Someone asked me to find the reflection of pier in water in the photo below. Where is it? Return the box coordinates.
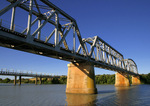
[66,93,97,105]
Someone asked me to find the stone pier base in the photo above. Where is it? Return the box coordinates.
[66,62,97,94]
[115,72,130,87]
[132,76,140,85]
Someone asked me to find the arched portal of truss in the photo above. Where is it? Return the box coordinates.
[124,59,138,74]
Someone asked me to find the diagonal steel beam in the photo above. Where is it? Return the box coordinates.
[33,0,41,14]
[32,12,55,37]
[45,29,55,43]
[75,25,87,56]
[0,0,23,16]
[59,28,69,50]
[15,3,56,25]
[77,44,81,53]
[40,0,75,22]
[89,36,98,57]
[22,17,40,34]
[57,24,72,49]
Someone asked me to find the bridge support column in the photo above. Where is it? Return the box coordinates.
[19,76,21,85]
[35,77,37,85]
[14,76,17,86]
[39,77,42,85]
[66,62,97,94]
[132,76,140,85]
[115,72,130,87]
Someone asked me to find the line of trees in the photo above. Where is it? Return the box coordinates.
[140,73,150,84]
[0,73,150,84]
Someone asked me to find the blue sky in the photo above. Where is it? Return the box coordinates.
[0,0,150,77]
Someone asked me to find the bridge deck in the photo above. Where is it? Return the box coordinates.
[0,70,60,78]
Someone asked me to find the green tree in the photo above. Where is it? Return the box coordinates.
[0,78,2,83]
[24,79,29,83]
[146,73,150,84]
[51,78,60,84]
[3,78,11,83]
[59,76,67,84]
[140,74,147,84]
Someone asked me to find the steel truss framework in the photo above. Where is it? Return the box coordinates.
[0,0,138,76]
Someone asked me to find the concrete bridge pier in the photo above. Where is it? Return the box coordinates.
[19,76,21,85]
[66,62,97,94]
[132,76,140,85]
[115,72,130,87]
[39,77,42,85]
[35,77,37,85]
[14,76,17,86]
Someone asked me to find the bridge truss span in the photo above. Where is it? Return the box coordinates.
[0,0,139,76]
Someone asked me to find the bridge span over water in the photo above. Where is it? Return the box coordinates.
[0,0,140,94]
[0,68,60,85]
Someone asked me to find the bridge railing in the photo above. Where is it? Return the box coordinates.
[0,19,24,32]
[0,68,58,77]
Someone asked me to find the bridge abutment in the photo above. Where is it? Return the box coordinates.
[115,72,130,87]
[66,62,97,94]
[132,76,140,85]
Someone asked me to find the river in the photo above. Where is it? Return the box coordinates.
[0,84,150,106]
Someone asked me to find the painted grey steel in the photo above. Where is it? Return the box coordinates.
[0,0,139,76]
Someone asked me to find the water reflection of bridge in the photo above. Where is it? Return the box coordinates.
[0,69,60,85]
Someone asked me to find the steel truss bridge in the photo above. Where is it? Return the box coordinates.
[0,0,139,76]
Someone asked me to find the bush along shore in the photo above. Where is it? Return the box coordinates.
[0,73,150,84]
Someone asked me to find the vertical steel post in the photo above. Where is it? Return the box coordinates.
[10,7,16,31]
[116,59,119,67]
[0,19,2,26]
[55,12,59,46]
[113,57,116,66]
[73,26,76,53]
[106,47,109,64]
[122,61,126,69]
[102,43,105,62]
[111,57,114,66]
[119,60,121,68]
[37,19,41,39]
[97,47,99,61]
[27,0,33,39]
[99,48,103,61]
[108,47,112,64]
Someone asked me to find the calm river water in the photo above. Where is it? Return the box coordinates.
[0,84,150,106]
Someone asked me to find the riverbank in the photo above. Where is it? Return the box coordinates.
[0,73,150,84]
